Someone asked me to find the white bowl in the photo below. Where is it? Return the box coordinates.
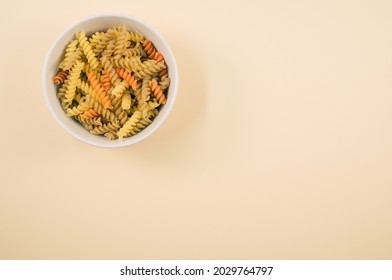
[42,13,178,148]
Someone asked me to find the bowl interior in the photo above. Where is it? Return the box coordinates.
[43,14,178,147]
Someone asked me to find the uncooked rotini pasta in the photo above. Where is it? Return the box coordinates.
[149,79,167,105]
[142,39,157,59]
[117,110,142,140]
[76,31,99,70]
[121,91,132,110]
[53,25,170,140]
[111,80,129,98]
[52,70,69,85]
[116,67,138,91]
[87,71,113,109]
[81,108,99,121]
[64,60,85,105]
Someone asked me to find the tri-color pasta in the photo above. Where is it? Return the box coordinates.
[53,25,170,140]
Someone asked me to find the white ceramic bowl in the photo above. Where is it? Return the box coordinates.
[42,13,178,147]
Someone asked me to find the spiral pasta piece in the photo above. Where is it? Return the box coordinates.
[129,32,144,42]
[121,92,132,110]
[81,116,102,126]
[83,63,102,79]
[135,60,166,79]
[90,122,121,135]
[93,28,118,54]
[102,39,116,58]
[87,71,113,109]
[76,31,100,70]
[129,117,153,135]
[123,46,145,57]
[52,70,69,85]
[85,95,118,123]
[61,46,83,71]
[111,80,129,97]
[58,40,78,70]
[142,39,157,59]
[147,99,160,110]
[111,95,128,126]
[113,26,129,59]
[153,52,164,62]
[115,67,139,91]
[74,115,101,127]
[102,71,111,91]
[64,60,85,104]
[76,118,93,131]
[137,77,152,117]
[77,79,95,96]
[149,79,167,105]
[110,57,141,73]
[159,68,168,78]
[117,110,142,140]
[101,56,122,86]
[104,131,117,140]
[89,32,105,49]
[159,75,170,91]
[66,97,91,116]
[80,108,99,121]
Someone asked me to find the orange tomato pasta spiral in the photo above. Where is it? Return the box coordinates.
[102,71,111,91]
[142,39,157,59]
[116,67,139,91]
[52,70,69,85]
[149,79,167,105]
[80,108,99,121]
[153,52,164,63]
[87,72,113,109]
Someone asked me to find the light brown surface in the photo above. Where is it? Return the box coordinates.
[1,0,392,259]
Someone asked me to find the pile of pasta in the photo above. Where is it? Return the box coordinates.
[52,25,170,140]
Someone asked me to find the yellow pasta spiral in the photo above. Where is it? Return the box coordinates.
[117,110,142,140]
[123,47,144,57]
[111,95,129,126]
[77,79,95,95]
[81,116,102,126]
[111,80,129,97]
[77,31,99,70]
[159,76,170,91]
[121,92,132,110]
[89,32,105,49]
[64,60,85,104]
[104,131,117,140]
[113,26,129,59]
[135,60,166,79]
[129,32,144,42]
[110,57,141,73]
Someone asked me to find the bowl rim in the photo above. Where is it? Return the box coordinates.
[42,12,178,148]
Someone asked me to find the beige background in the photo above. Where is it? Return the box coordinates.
[1,0,391,259]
